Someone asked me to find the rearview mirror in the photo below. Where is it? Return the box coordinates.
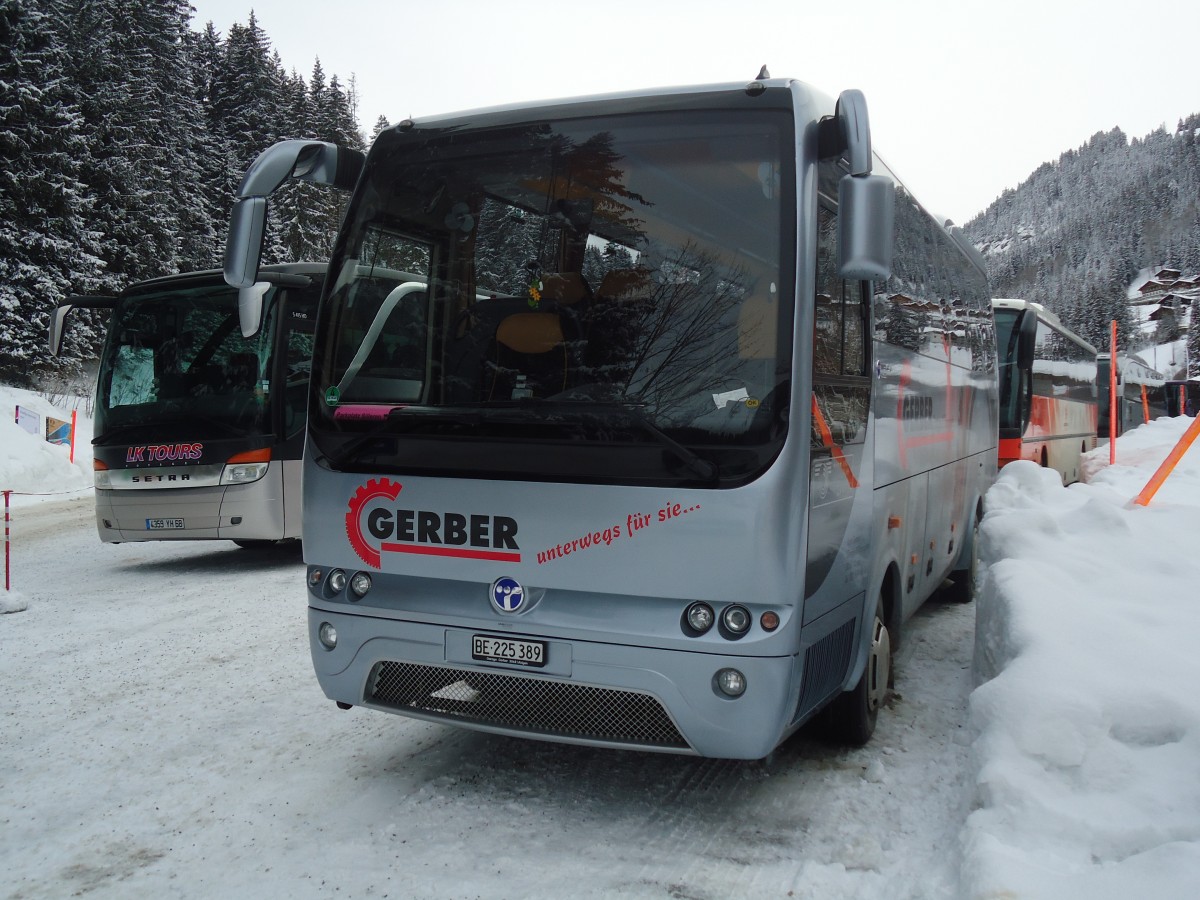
[239,282,271,338]
[224,197,268,290]
[838,174,895,281]
[48,304,73,357]
[1017,309,1038,371]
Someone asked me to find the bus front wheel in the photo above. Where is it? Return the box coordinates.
[825,595,891,745]
[947,515,981,604]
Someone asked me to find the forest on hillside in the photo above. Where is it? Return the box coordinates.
[0,0,374,385]
[4,0,1199,388]
[964,115,1200,374]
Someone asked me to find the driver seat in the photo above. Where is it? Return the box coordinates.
[487,313,569,400]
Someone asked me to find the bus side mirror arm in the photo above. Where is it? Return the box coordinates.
[48,294,116,357]
[224,140,365,336]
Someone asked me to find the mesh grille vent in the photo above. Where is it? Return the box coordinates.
[368,661,689,749]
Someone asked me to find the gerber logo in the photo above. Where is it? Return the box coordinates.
[346,478,521,569]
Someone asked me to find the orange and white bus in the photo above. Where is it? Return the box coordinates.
[993,299,1097,484]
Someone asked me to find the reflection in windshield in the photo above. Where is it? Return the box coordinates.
[314,109,794,486]
[96,284,277,439]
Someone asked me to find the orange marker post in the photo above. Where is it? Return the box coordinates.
[1109,320,1118,465]
[1141,385,1150,424]
[1132,414,1200,506]
[3,490,10,592]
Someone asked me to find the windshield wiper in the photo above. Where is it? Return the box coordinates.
[92,423,156,445]
[320,405,486,468]
[472,399,719,483]
[321,400,719,484]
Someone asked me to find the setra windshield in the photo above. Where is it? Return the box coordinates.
[95,281,279,443]
[312,107,796,487]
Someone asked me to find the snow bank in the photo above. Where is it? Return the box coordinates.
[0,384,94,506]
[964,417,1200,899]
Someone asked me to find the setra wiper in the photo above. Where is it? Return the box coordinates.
[92,423,156,445]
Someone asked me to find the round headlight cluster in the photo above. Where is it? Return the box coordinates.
[313,568,372,601]
[721,605,751,636]
[684,602,715,634]
[682,602,777,639]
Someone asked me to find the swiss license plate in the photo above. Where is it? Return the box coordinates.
[146,518,185,530]
[471,634,546,667]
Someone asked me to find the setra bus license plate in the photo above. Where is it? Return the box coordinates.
[471,634,546,667]
[146,518,185,530]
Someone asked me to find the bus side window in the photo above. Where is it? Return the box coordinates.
[284,302,316,437]
[814,201,869,378]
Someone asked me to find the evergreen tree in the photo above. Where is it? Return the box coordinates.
[55,0,191,286]
[0,0,104,383]
[370,115,391,144]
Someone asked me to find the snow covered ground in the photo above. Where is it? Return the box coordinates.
[2,383,1199,898]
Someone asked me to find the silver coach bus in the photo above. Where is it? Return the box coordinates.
[223,75,996,757]
[50,265,324,546]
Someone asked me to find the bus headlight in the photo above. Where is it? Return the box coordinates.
[93,459,111,489]
[716,668,746,697]
[349,572,372,598]
[220,448,271,485]
[721,604,751,636]
[318,622,338,649]
[327,569,347,593]
[220,461,269,485]
[684,601,715,634]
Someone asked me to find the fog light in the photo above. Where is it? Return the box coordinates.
[318,622,338,649]
[328,569,347,593]
[350,572,372,598]
[716,668,746,697]
[761,610,780,632]
[685,601,715,634]
[721,604,751,635]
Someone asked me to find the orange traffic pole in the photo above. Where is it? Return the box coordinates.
[3,490,10,591]
[69,409,77,464]
[1109,320,1118,465]
[1141,385,1150,424]
[1132,414,1200,506]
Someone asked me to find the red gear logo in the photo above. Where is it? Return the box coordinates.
[346,477,403,568]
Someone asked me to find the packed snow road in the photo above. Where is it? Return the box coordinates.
[1,496,975,899]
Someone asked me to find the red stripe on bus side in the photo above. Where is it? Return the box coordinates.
[381,542,521,563]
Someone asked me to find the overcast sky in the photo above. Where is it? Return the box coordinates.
[189,0,1198,226]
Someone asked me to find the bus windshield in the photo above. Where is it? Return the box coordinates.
[312,108,795,487]
[96,281,280,442]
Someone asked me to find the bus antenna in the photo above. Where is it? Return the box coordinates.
[756,65,770,80]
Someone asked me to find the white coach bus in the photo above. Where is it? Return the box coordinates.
[222,74,996,757]
[50,265,324,546]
